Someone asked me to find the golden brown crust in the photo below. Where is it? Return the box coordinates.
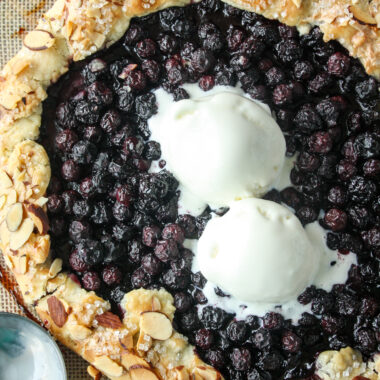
[0,0,379,379]
[36,283,223,380]
[315,347,380,380]
[223,0,380,78]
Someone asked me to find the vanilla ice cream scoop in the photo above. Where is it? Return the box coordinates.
[149,90,286,211]
[197,198,320,304]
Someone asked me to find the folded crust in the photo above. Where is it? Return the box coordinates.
[0,0,379,379]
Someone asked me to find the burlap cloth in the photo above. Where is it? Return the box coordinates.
[0,1,91,378]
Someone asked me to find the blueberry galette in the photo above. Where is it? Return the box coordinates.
[0,0,379,379]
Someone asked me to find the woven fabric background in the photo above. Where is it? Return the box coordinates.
[0,1,91,378]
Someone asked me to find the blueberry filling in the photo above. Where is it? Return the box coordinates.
[40,1,379,379]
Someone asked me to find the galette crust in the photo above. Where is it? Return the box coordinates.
[0,0,378,380]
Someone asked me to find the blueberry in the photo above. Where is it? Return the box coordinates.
[201,306,232,330]
[230,348,252,371]
[55,129,78,152]
[227,320,247,343]
[69,220,92,243]
[100,110,121,133]
[82,271,101,290]
[135,93,157,119]
[81,240,104,266]
[327,52,350,77]
[154,239,179,262]
[102,265,122,286]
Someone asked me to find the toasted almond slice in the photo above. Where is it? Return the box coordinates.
[349,5,377,25]
[11,58,30,76]
[95,311,123,329]
[193,367,221,380]
[151,296,161,311]
[0,222,10,245]
[6,203,23,232]
[120,334,133,350]
[130,367,159,380]
[0,195,6,210]
[23,29,56,51]
[93,356,123,377]
[46,274,66,293]
[173,366,190,380]
[140,311,172,341]
[17,184,26,203]
[87,365,101,380]
[0,170,12,189]
[9,218,34,250]
[33,197,48,207]
[6,189,17,206]
[68,324,92,340]
[121,352,150,370]
[25,188,33,200]
[47,296,68,328]
[118,63,138,79]
[15,255,27,274]
[48,258,63,278]
[25,204,49,234]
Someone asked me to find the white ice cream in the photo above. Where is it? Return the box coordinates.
[197,198,320,304]
[149,87,286,212]
[149,83,356,322]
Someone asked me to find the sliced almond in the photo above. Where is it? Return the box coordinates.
[15,255,27,274]
[0,170,12,189]
[0,195,6,210]
[87,365,101,380]
[120,334,133,350]
[23,29,56,51]
[121,352,150,370]
[9,218,34,250]
[33,197,48,207]
[68,324,92,340]
[6,189,17,206]
[25,188,33,200]
[151,296,161,311]
[140,312,172,341]
[130,367,160,380]
[136,331,152,352]
[46,274,66,293]
[25,204,49,234]
[173,366,190,380]
[93,356,123,377]
[11,58,30,76]
[6,203,23,232]
[349,5,377,25]
[95,311,123,329]
[48,258,63,278]
[17,182,27,203]
[0,221,10,245]
[118,63,138,79]
[193,367,221,380]
[47,296,68,328]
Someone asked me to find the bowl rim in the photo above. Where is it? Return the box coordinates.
[0,311,67,379]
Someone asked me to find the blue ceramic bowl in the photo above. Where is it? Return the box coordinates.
[0,312,67,380]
